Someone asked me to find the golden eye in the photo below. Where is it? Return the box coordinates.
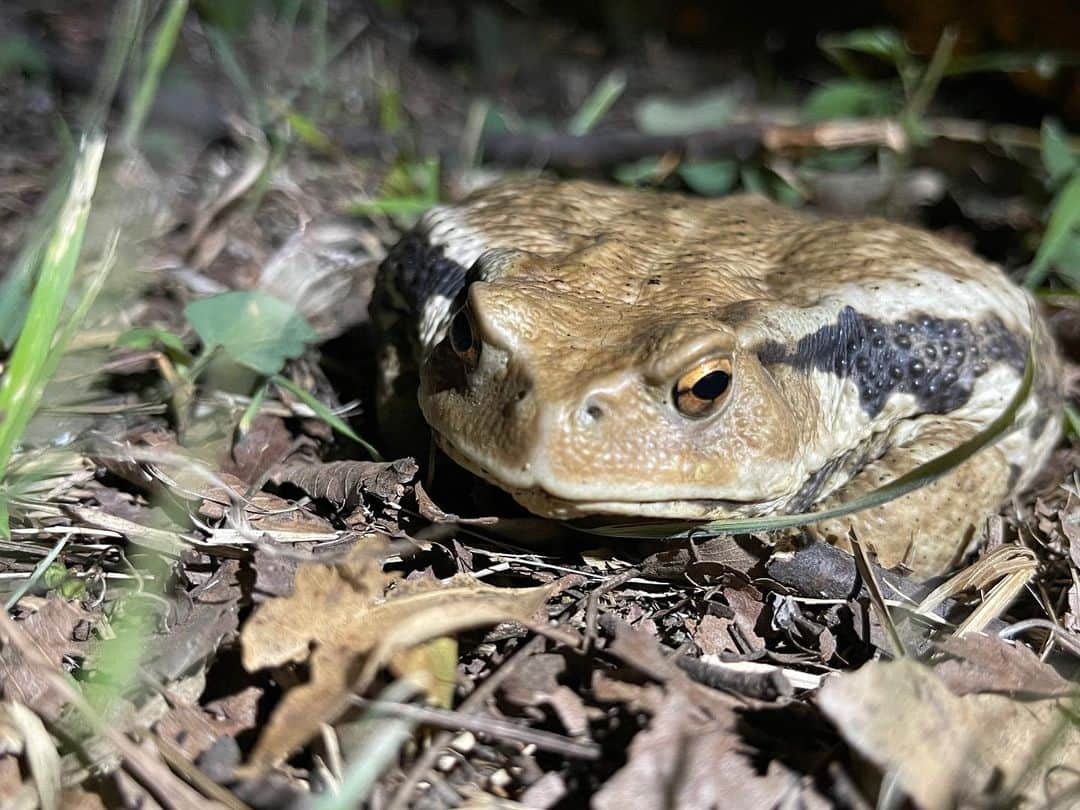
[674,358,733,417]
[449,308,479,368]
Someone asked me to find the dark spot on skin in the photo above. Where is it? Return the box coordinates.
[381,231,469,317]
[757,306,1026,417]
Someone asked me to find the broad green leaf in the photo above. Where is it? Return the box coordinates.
[0,35,48,77]
[678,160,738,196]
[1053,232,1080,289]
[634,90,736,135]
[741,166,805,206]
[613,158,663,186]
[1041,119,1077,187]
[184,290,318,375]
[803,79,899,121]
[1025,173,1080,288]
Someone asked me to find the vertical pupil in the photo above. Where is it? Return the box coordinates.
[691,370,730,400]
[451,311,473,353]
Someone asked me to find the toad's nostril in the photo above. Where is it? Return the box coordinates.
[580,398,605,424]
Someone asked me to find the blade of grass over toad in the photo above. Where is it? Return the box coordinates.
[567,70,627,136]
[581,340,1036,539]
[0,134,107,486]
[272,374,383,460]
[122,0,190,148]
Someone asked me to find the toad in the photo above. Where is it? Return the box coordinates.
[371,180,1062,577]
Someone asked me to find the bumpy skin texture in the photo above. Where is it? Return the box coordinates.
[371,179,1063,577]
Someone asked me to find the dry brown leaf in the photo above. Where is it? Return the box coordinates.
[197,471,333,533]
[0,596,93,722]
[935,633,1076,697]
[269,458,418,512]
[593,690,798,810]
[818,658,1080,809]
[240,542,565,770]
[154,686,262,761]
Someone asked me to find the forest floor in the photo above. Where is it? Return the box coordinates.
[0,2,1078,808]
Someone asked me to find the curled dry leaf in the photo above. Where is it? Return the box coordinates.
[593,690,800,810]
[935,633,1076,697]
[0,596,93,723]
[269,457,418,511]
[239,539,567,770]
[818,658,1080,810]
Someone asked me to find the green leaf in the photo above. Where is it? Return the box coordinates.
[118,325,189,356]
[678,160,738,196]
[0,35,48,78]
[567,70,626,136]
[348,197,438,218]
[184,290,318,375]
[284,108,336,155]
[1065,403,1080,438]
[803,79,900,122]
[1025,173,1080,288]
[820,27,909,67]
[740,166,805,206]
[1041,119,1077,187]
[1053,232,1080,289]
[634,90,735,135]
[350,157,440,222]
[613,158,663,186]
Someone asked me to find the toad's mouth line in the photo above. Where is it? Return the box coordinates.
[431,430,759,519]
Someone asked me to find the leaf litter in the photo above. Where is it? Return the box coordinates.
[0,3,1077,809]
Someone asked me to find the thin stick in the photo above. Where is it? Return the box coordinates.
[352,698,600,760]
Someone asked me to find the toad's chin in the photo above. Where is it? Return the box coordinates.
[431,429,757,523]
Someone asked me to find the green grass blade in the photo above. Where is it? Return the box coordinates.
[567,70,626,136]
[0,134,107,479]
[0,157,75,349]
[122,0,190,148]
[272,374,382,460]
[1025,173,1080,289]
[582,340,1037,539]
[4,535,70,610]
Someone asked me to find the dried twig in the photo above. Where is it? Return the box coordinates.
[352,697,600,759]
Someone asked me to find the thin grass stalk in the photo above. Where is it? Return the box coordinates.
[0,134,107,481]
[122,0,190,148]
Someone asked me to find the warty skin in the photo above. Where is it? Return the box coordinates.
[371,179,1062,577]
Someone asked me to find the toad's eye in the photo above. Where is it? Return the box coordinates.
[449,308,479,368]
[674,358,733,418]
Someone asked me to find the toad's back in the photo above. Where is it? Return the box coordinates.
[372,180,1062,577]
